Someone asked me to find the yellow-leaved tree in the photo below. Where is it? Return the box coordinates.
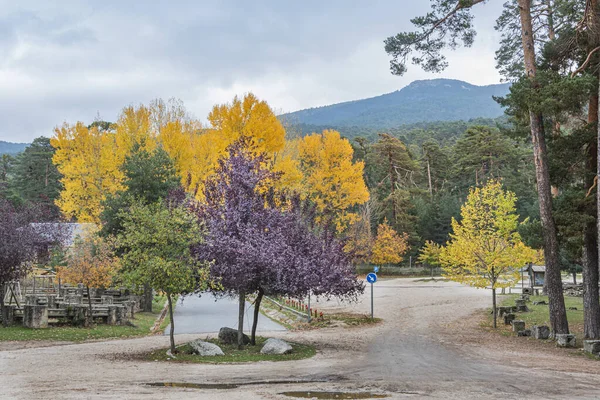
[51,122,125,222]
[298,130,369,232]
[370,220,409,267]
[205,93,302,199]
[208,93,285,155]
[58,232,120,326]
[441,180,538,328]
[418,241,442,278]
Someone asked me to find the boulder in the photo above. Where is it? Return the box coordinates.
[260,338,293,355]
[190,340,224,356]
[218,327,250,345]
[532,325,550,340]
[512,320,525,332]
[583,340,600,355]
[556,334,576,348]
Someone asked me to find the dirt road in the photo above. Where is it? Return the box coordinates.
[1,278,600,399]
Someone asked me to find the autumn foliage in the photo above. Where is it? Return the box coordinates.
[370,220,409,266]
[440,181,538,327]
[58,232,120,326]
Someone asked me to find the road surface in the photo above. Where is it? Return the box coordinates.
[165,294,285,334]
[1,278,600,399]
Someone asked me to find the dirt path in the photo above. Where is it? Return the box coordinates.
[1,278,600,399]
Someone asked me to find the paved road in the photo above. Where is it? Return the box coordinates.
[165,294,285,334]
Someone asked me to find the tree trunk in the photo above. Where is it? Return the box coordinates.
[517,0,569,335]
[492,287,497,329]
[142,283,153,312]
[86,286,93,327]
[426,158,433,196]
[167,293,176,354]
[251,288,264,345]
[237,290,246,350]
[585,0,600,341]
[0,284,6,328]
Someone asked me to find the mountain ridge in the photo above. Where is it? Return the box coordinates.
[281,78,510,129]
[0,141,28,155]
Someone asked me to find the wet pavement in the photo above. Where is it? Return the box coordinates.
[165,294,286,335]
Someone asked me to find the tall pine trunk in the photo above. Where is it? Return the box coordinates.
[167,293,176,354]
[585,89,600,339]
[518,0,568,335]
[251,288,264,345]
[237,290,246,350]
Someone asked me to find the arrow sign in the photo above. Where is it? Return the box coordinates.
[366,272,377,284]
[366,273,377,319]
[373,266,380,273]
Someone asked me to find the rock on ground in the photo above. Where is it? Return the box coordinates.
[260,338,293,355]
[189,340,224,356]
[218,327,250,345]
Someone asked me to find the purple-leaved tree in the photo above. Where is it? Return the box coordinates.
[0,200,62,327]
[194,138,363,347]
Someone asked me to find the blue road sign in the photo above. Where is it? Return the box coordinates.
[373,266,379,273]
[366,273,377,284]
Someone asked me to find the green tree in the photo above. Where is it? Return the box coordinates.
[12,137,62,217]
[441,181,537,328]
[99,144,182,312]
[100,144,181,237]
[118,201,207,354]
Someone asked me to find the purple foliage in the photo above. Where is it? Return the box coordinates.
[193,138,363,300]
[0,200,66,325]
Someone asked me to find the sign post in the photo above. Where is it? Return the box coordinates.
[366,272,377,319]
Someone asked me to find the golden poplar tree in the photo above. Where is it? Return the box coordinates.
[441,180,538,328]
[51,122,125,222]
[370,220,409,266]
[298,130,369,232]
[207,93,286,155]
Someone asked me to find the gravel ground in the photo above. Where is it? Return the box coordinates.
[1,278,600,399]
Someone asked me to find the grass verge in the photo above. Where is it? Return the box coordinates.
[259,297,382,330]
[145,336,316,363]
[0,295,169,342]
[486,294,584,346]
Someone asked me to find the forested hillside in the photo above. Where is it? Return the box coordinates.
[292,117,505,145]
[281,79,510,129]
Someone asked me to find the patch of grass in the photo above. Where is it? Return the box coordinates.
[299,313,382,330]
[145,336,316,363]
[488,294,585,347]
[0,296,168,342]
[258,297,382,330]
[412,278,450,283]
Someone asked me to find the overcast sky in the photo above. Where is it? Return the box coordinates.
[1,1,506,143]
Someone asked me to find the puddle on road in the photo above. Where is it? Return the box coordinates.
[148,382,239,389]
[147,379,331,390]
[280,391,389,399]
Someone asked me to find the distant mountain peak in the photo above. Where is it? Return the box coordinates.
[280,79,510,129]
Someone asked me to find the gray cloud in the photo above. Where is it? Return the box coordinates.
[0,0,505,142]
